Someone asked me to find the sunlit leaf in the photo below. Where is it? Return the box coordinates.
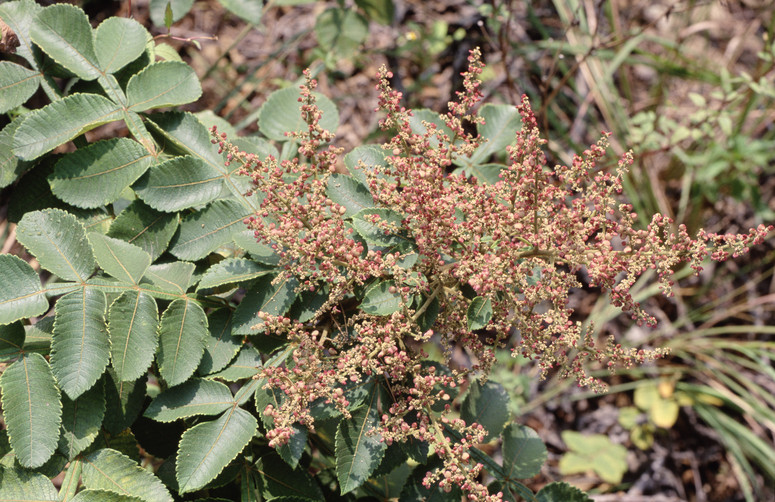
[107,199,179,261]
[145,378,234,422]
[51,287,110,399]
[335,390,386,493]
[168,199,251,261]
[0,254,48,325]
[13,93,123,160]
[326,174,374,217]
[16,209,95,282]
[93,17,151,74]
[460,379,509,442]
[134,155,223,212]
[0,353,62,468]
[157,298,208,387]
[0,61,41,114]
[0,465,58,501]
[360,280,402,316]
[196,257,272,291]
[197,309,241,375]
[501,424,547,479]
[30,3,100,80]
[89,233,152,285]
[466,296,493,331]
[108,291,159,381]
[82,448,173,502]
[232,275,298,334]
[140,261,195,296]
[176,407,257,493]
[48,138,154,209]
[126,61,202,112]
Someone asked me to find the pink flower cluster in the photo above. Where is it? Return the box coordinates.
[212,48,771,499]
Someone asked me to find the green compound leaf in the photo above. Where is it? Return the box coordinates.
[335,392,387,494]
[257,86,339,142]
[314,8,369,61]
[461,379,510,442]
[360,280,402,316]
[30,4,100,80]
[58,380,105,460]
[466,103,522,166]
[13,93,123,160]
[219,0,263,24]
[535,482,592,502]
[134,155,223,212]
[71,490,145,502]
[93,17,151,74]
[82,448,173,502]
[140,261,195,296]
[126,61,202,112]
[145,378,234,423]
[0,353,62,468]
[232,275,298,335]
[108,291,159,381]
[16,209,95,282]
[107,199,179,261]
[0,465,58,501]
[0,254,48,325]
[48,138,155,209]
[169,199,252,261]
[255,452,323,501]
[197,309,241,375]
[501,424,548,480]
[326,174,375,217]
[89,233,152,285]
[176,406,258,493]
[351,208,406,247]
[196,257,272,291]
[52,287,110,399]
[0,61,41,114]
[466,296,493,331]
[157,298,208,387]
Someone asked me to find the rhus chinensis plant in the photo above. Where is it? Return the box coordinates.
[0,1,770,499]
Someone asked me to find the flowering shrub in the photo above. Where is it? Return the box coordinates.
[209,48,771,499]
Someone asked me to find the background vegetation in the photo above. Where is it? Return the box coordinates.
[1,0,773,500]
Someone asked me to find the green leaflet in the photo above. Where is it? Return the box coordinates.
[203,346,262,382]
[30,4,100,80]
[254,385,308,469]
[0,0,44,69]
[466,296,493,331]
[16,209,95,282]
[501,424,548,480]
[89,233,152,285]
[12,93,123,160]
[176,406,258,493]
[0,254,48,325]
[140,261,195,296]
[0,465,58,501]
[58,459,82,501]
[71,490,145,502]
[196,257,272,291]
[335,388,386,494]
[407,109,455,149]
[93,17,151,74]
[52,287,110,399]
[218,0,263,24]
[465,103,522,166]
[257,86,339,142]
[534,482,593,502]
[157,298,208,387]
[1,119,33,189]
[460,379,510,442]
[343,144,388,186]
[144,378,234,423]
[360,280,402,316]
[0,61,41,114]
[102,371,146,436]
[315,8,369,61]
[351,208,406,247]
[48,138,154,209]
[108,291,159,381]
[58,380,105,461]
[126,61,202,112]
[232,275,298,335]
[169,199,252,261]
[0,353,62,469]
[107,199,179,261]
[82,448,173,502]
[134,155,223,212]
[197,309,242,376]
[326,174,375,217]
